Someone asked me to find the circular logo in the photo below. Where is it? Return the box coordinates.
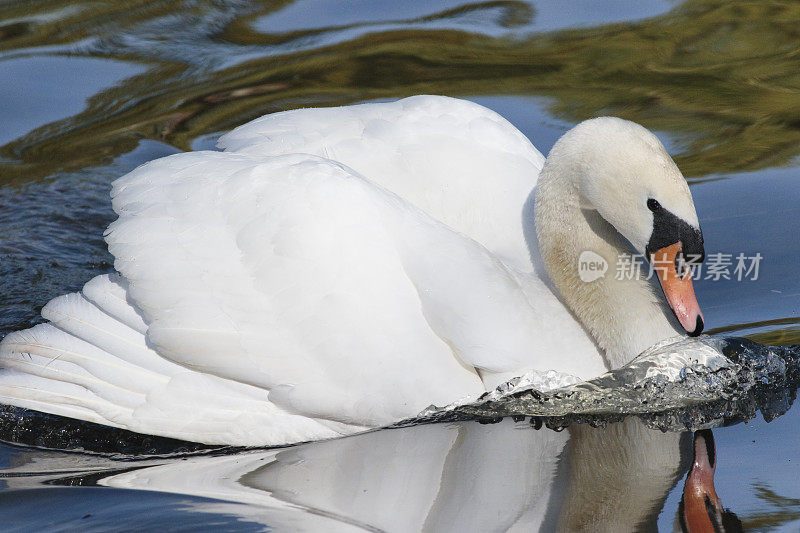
[578,250,608,283]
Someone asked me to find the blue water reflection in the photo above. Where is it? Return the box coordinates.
[0,56,144,148]
[255,0,675,37]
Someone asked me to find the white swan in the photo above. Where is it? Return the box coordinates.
[0,95,705,445]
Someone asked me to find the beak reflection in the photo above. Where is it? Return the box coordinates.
[679,429,743,533]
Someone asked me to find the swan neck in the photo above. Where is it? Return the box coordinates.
[534,163,682,369]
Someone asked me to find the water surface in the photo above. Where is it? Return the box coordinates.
[1,1,800,530]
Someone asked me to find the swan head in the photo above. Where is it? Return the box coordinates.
[540,117,705,337]
[679,430,743,532]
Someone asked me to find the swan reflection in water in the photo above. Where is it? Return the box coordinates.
[4,418,749,532]
[678,429,742,533]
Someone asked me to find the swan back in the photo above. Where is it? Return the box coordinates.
[219,95,544,271]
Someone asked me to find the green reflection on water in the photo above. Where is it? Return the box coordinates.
[741,483,800,530]
[1,0,800,183]
[708,317,800,346]
[746,325,800,347]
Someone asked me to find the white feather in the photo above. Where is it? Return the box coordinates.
[0,96,607,445]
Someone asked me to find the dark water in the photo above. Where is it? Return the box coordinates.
[1,1,800,531]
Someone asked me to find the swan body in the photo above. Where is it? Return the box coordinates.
[0,96,703,445]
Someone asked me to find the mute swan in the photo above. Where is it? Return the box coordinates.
[0,95,705,445]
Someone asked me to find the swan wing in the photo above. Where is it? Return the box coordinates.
[219,95,543,271]
[106,150,600,427]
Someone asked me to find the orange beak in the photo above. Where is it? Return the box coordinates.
[650,242,704,336]
[681,430,721,532]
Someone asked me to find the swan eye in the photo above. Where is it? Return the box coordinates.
[647,198,661,212]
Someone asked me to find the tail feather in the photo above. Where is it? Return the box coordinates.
[0,369,127,427]
[0,274,363,445]
[82,274,148,335]
[42,292,178,379]
[1,324,149,410]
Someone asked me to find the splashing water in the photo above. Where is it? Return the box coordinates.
[407,336,800,433]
